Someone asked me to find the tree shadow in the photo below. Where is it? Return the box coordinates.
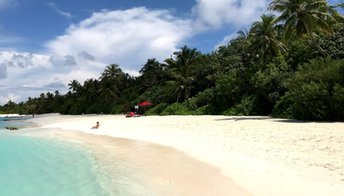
[215,116,272,121]
[274,119,339,123]
[215,117,340,123]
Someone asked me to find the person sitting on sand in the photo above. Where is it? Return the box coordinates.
[91,121,100,129]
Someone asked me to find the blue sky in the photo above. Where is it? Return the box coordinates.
[0,0,342,104]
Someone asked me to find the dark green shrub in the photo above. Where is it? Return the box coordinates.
[272,58,344,121]
[317,24,344,59]
[291,81,329,120]
[192,105,216,115]
[160,103,192,115]
[329,84,344,120]
[271,92,294,119]
[185,97,198,110]
[111,104,126,114]
[145,103,169,115]
[223,95,257,116]
[185,88,215,110]
[85,103,101,114]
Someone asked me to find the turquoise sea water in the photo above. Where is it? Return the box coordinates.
[0,119,154,196]
[0,133,109,195]
[0,117,7,129]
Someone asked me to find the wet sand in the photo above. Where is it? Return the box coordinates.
[47,129,249,196]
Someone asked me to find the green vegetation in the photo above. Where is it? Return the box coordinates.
[1,0,343,121]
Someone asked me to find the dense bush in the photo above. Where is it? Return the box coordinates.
[272,58,344,121]
[192,105,217,115]
[185,88,215,110]
[331,85,344,120]
[286,39,315,69]
[252,56,291,113]
[271,92,294,118]
[160,103,192,115]
[137,83,176,105]
[317,24,344,59]
[222,95,257,116]
[145,103,169,115]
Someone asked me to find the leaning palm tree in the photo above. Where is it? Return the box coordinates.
[268,0,337,42]
[249,14,286,62]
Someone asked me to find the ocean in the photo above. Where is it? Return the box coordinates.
[0,118,154,196]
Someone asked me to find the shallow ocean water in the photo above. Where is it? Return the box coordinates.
[0,119,155,196]
[0,132,112,195]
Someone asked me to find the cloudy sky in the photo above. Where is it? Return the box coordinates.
[0,0,342,104]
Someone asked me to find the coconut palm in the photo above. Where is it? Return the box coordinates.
[268,0,336,40]
[139,58,167,91]
[68,80,81,94]
[83,79,99,102]
[237,29,249,39]
[268,0,337,41]
[99,64,126,103]
[100,64,125,81]
[268,0,341,56]
[164,46,201,102]
[330,3,344,23]
[249,14,286,62]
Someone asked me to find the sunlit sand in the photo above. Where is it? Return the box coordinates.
[27,114,344,195]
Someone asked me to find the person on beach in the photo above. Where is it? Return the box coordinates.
[91,122,100,129]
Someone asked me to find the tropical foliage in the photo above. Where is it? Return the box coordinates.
[1,0,343,121]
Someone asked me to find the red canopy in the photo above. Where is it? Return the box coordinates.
[139,101,152,107]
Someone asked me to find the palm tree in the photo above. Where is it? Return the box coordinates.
[54,90,60,97]
[99,64,125,103]
[139,58,166,90]
[99,80,119,103]
[330,3,344,23]
[164,46,201,102]
[68,80,81,94]
[268,0,337,42]
[83,79,99,102]
[100,64,124,80]
[237,29,249,39]
[249,14,286,62]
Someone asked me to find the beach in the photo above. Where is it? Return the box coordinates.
[25,114,344,195]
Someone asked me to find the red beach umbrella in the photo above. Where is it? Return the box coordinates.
[139,101,152,107]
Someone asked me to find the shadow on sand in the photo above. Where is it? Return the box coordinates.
[216,116,339,123]
[215,116,272,121]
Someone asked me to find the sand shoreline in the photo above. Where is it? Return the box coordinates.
[25,114,344,195]
[50,130,249,195]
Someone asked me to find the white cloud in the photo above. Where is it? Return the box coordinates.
[46,7,193,70]
[0,48,141,102]
[0,93,19,105]
[192,0,269,30]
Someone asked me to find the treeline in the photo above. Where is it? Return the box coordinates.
[1,0,344,121]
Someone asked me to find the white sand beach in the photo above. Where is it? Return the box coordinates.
[26,114,344,195]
